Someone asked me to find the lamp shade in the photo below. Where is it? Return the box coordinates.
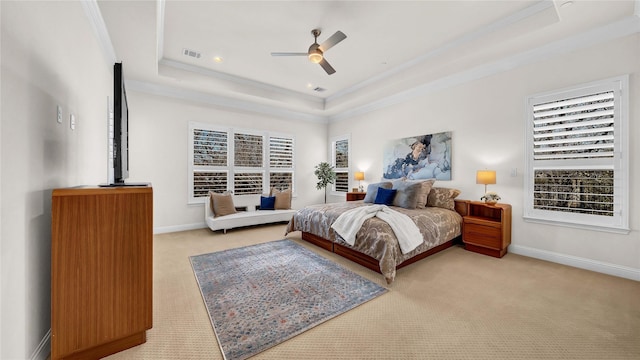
[354,172,365,181]
[476,170,496,185]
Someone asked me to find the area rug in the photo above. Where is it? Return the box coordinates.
[190,239,387,360]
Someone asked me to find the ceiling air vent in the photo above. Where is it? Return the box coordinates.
[313,87,326,92]
[182,48,201,59]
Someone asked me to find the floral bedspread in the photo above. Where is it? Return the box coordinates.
[285,201,462,282]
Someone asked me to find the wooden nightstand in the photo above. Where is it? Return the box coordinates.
[346,192,366,201]
[463,201,512,258]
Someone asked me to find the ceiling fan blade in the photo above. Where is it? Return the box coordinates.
[318,31,346,52]
[319,58,336,75]
[271,52,308,56]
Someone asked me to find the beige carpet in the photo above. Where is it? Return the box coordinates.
[105,224,640,360]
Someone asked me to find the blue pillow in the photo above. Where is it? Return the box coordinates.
[260,196,276,210]
[374,187,397,206]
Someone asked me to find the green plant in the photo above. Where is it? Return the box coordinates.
[314,162,337,203]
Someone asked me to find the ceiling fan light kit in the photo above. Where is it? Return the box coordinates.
[308,47,323,63]
[272,28,346,75]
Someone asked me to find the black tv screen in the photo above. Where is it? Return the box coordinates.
[113,62,129,184]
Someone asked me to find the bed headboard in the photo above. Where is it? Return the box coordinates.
[454,199,469,217]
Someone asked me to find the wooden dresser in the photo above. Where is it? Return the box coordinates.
[51,185,153,359]
[462,201,511,258]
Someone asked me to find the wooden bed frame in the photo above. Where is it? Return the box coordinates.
[301,199,469,282]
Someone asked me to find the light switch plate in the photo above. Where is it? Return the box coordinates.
[70,114,76,130]
[57,105,62,124]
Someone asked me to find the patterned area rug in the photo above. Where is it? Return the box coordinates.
[190,239,387,360]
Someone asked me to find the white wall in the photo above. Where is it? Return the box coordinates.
[128,91,328,233]
[0,1,112,359]
[329,34,640,276]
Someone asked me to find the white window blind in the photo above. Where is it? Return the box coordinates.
[524,76,628,233]
[331,136,350,193]
[233,172,264,195]
[193,171,227,197]
[269,136,294,191]
[189,122,294,203]
[234,133,263,168]
[532,91,614,161]
[193,129,227,166]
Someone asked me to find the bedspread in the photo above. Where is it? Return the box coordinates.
[285,201,462,282]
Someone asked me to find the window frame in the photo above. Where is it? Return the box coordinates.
[330,134,351,194]
[523,75,629,234]
[188,122,295,204]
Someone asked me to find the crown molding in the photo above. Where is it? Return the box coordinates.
[85,1,639,126]
[327,0,557,103]
[328,15,640,123]
[80,0,117,66]
[127,79,328,124]
[158,58,324,107]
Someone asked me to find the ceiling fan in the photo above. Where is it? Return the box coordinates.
[271,29,347,75]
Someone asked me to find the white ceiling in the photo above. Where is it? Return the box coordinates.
[96,0,638,120]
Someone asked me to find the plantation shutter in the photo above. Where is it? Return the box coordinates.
[193,129,227,166]
[525,76,628,233]
[269,136,294,191]
[192,128,228,197]
[234,133,263,167]
[189,122,295,203]
[333,138,349,193]
[269,136,293,168]
[233,132,264,195]
[233,172,263,195]
[532,91,614,161]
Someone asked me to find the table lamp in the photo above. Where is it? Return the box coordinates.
[476,170,496,193]
[354,172,365,192]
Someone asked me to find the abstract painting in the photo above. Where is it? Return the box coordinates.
[383,131,452,180]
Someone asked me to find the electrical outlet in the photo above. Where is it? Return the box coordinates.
[57,105,62,124]
[510,168,518,177]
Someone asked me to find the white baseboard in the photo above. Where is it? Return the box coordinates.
[30,329,50,360]
[509,244,640,281]
[154,222,207,234]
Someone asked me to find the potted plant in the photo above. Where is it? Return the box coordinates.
[314,162,337,203]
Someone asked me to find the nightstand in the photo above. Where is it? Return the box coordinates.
[463,201,512,258]
[346,192,366,201]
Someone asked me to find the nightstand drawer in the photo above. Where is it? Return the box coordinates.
[464,223,502,249]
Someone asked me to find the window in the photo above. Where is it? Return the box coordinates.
[233,132,264,195]
[269,136,295,191]
[189,122,294,203]
[192,129,228,198]
[524,76,629,233]
[331,135,350,193]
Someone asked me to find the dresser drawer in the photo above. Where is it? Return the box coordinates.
[464,223,502,249]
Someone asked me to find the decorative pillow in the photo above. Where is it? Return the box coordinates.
[209,191,237,217]
[427,187,461,211]
[363,182,393,203]
[259,196,276,210]
[403,179,436,209]
[391,181,424,209]
[374,187,397,206]
[271,188,292,210]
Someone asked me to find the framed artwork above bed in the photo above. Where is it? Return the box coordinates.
[383,131,452,180]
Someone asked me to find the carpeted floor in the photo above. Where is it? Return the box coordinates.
[105,224,640,360]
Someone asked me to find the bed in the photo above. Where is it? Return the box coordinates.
[285,183,468,284]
